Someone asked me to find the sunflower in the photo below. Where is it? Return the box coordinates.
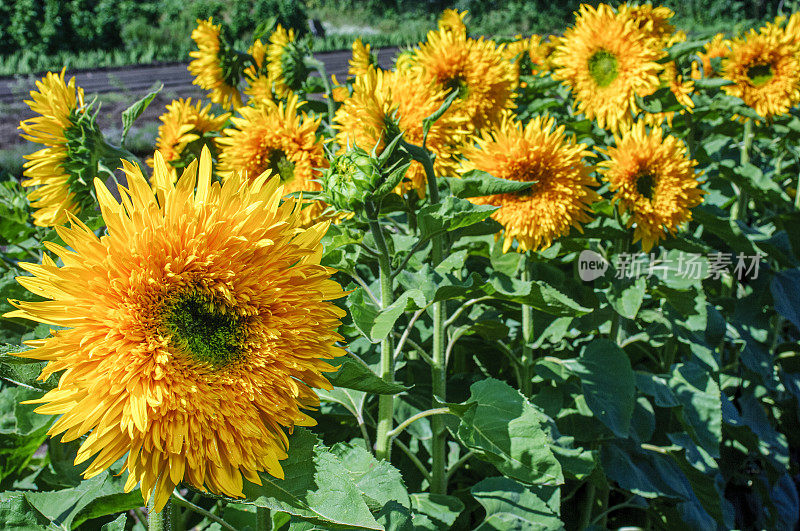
[267,25,309,98]
[5,146,347,512]
[412,28,516,131]
[619,3,683,46]
[216,93,329,225]
[552,3,664,131]
[598,121,703,252]
[349,38,377,77]
[722,23,800,120]
[148,98,230,168]
[642,61,695,127]
[188,19,244,110]
[243,39,274,106]
[19,70,99,227]
[460,114,599,253]
[691,33,730,79]
[334,67,468,195]
[438,9,468,37]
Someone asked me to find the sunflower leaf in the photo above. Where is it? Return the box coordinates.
[471,477,563,531]
[120,83,162,145]
[328,356,410,395]
[445,170,536,198]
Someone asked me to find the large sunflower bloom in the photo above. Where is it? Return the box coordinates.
[148,98,230,168]
[19,70,94,227]
[722,24,800,120]
[552,4,664,131]
[189,19,243,110]
[598,121,704,252]
[216,94,329,225]
[5,147,346,512]
[267,25,309,98]
[461,114,599,253]
[334,67,469,195]
[413,28,516,131]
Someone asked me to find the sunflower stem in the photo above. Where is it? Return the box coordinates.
[732,119,753,222]
[368,201,396,461]
[520,254,535,397]
[306,57,337,132]
[148,495,174,531]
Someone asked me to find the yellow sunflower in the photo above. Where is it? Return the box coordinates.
[5,146,346,513]
[691,33,730,79]
[619,3,683,46]
[642,61,695,127]
[598,121,704,252]
[461,114,599,253]
[505,34,551,80]
[267,25,309,98]
[413,28,516,131]
[438,9,468,37]
[722,23,800,120]
[349,38,377,77]
[148,98,230,168]
[188,19,243,110]
[216,93,329,225]
[243,39,274,106]
[552,3,664,131]
[333,67,469,195]
[19,70,95,227]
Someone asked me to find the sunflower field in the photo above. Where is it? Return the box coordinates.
[1,3,800,530]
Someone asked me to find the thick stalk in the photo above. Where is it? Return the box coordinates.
[368,205,396,461]
[520,254,534,397]
[148,496,174,531]
[732,119,753,222]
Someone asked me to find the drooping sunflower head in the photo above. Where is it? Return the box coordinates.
[461,114,599,253]
[267,25,310,98]
[722,23,800,120]
[6,146,347,512]
[148,98,231,168]
[334,67,469,196]
[349,38,378,77]
[413,28,516,131]
[552,3,664,132]
[438,9,468,37]
[598,121,704,251]
[19,69,105,227]
[691,33,730,79]
[188,19,247,110]
[216,93,329,225]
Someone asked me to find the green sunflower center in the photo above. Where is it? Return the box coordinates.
[746,63,773,87]
[165,293,246,368]
[268,149,296,184]
[635,173,657,200]
[444,75,469,99]
[588,49,619,88]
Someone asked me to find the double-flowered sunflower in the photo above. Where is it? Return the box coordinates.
[6,147,347,512]
[461,114,598,253]
[149,98,230,168]
[722,23,800,120]
[334,67,468,195]
[599,121,704,252]
[19,70,102,227]
[243,39,274,106]
[412,27,516,131]
[188,18,244,110]
[267,25,309,98]
[216,94,329,225]
[552,3,664,131]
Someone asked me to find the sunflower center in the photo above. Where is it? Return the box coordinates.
[268,149,295,183]
[588,49,619,88]
[444,75,469,99]
[746,63,773,87]
[635,173,657,200]
[165,292,245,368]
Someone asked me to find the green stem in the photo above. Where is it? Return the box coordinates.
[387,407,451,438]
[520,254,534,397]
[795,171,800,210]
[172,492,237,531]
[257,507,272,531]
[403,139,448,494]
[368,203,395,461]
[148,496,174,531]
[732,119,753,222]
[578,482,596,531]
[306,57,337,129]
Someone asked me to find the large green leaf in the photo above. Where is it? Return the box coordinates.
[454,378,563,485]
[669,362,721,458]
[0,493,52,529]
[564,339,635,438]
[605,276,646,319]
[327,356,409,395]
[472,477,562,531]
[347,289,426,343]
[331,443,411,510]
[0,386,52,482]
[410,493,464,529]
[445,170,535,198]
[0,345,57,392]
[771,268,800,331]
[417,196,498,239]
[241,428,382,530]
[121,84,162,144]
